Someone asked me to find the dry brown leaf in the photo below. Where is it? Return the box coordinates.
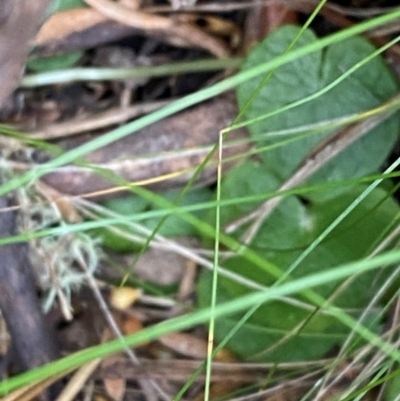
[159,332,208,359]
[99,358,269,383]
[193,381,241,401]
[100,354,127,401]
[133,239,196,286]
[33,0,229,58]
[214,347,237,363]
[121,314,143,335]
[33,8,137,58]
[110,287,143,310]
[41,93,249,200]
[28,100,171,140]
[263,3,298,35]
[159,332,236,361]
[35,180,82,223]
[104,378,126,401]
[34,9,107,47]
[94,396,109,401]
[85,0,229,57]
[176,14,241,48]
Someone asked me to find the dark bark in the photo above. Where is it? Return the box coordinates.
[0,2,58,398]
[0,0,51,107]
[0,196,60,399]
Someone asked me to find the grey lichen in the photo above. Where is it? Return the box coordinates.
[2,141,100,319]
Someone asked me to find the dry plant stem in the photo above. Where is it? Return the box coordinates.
[310,339,375,401]
[315,244,400,400]
[0,317,8,356]
[3,369,72,401]
[314,265,400,400]
[225,92,400,245]
[37,93,249,199]
[99,357,330,381]
[82,381,94,401]
[313,2,400,17]
[146,0,397,16]
[319,332,400,401]
[74,198,319,313]
[83,269,170,401]
[29,99,173,140]
[368,21,400,38]
[354,322,400,372]
[226,370,327,401]
[10,131,248,201]
[84,0,229,57]
[178,259,197,301]
[55,359,101,401]
[313,228,400,373]
[376,297,400,400]
[144,0,268,13]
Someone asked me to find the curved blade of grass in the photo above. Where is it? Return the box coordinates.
[1,9,400,197]
[21,58,244,87]
[223,33,400,134]
[233,0,328,124]
[1,168,398,248]
[2,249,400,394]
[3,11,400,390]
[285,155,400,279]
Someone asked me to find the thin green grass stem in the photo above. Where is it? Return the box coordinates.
[21,58,244,87]
[1,9,400,198]
[2,249,400,394]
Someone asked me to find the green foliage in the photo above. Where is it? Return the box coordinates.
[199,182,399,361]
[384,366,400,401]
[27,52,83,73]
[198,25,400,362]
[94,187,212,253]
[4,11,400,394]
[47,0,86,14]
[237,25,400,201]
[28,0,86,72]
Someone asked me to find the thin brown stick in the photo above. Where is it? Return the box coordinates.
[29,99,172,140]
[84,0,229,57]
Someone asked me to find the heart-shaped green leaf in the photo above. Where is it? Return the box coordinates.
[197,26,400,362]
[199,184,399,361]
[236,25,400,201]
